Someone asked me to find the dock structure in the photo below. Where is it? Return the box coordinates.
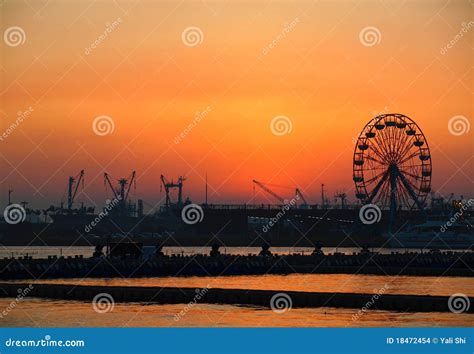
[0,282,472,314]
[1,251,473,279]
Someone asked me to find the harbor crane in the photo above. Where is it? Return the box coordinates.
[66,170,84,210]
[160,175,186,208]
[104,171,136,204]
[295,188,310,209]
[253,180,310,208]
[252,180,286,204]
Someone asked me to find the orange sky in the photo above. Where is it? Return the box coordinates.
[1,0,472,210]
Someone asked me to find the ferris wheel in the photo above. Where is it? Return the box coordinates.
[353,114,432,218]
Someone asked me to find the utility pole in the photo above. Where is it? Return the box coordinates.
[205,173,208,205]
[335,191,347,209]
[67,176,74,210]
[321,184,325,209]
[7,189,12,205]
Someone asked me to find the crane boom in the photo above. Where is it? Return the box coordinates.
[295,188,308,205]
[252,180,285,204]
[72,170,84,201]
[124,171,136,201]
[104,173,119,199]
[67,170,84,210]
[104,171,136,201]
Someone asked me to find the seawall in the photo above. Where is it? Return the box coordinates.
[1,282,472,313]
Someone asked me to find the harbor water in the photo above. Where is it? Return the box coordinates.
[15,273,474,297]
[1,298,473,327]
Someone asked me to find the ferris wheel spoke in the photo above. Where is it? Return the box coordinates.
[369,138,389,162]
[367,169,389,203]
[397,135,417,162]
[398,156,423,170]
[398,169,425,210]
[374,137,390,163]
[398,168,422,181]
[398,158,423,168]
[391,121,403,158]
[378,127,393,159]
[398,146,416,164]
[365,154,386,166]
[398,150,420,165]
[403,175,421,196]
[396,138,414,160]
[365,169,389,185]
[376,178,391,208]
[378,125,391,159]
[395,123,410,155]
[397,179,412,209]
[388,123,399,158]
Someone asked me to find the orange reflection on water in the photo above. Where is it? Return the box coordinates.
[1,299,473,328]
[24,273,474,297]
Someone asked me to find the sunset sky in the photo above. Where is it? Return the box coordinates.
[1,0,472,210]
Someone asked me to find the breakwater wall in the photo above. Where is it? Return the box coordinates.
[1,252,473,280]
[1,282,472,313]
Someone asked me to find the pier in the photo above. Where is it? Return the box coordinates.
[1,282,472,313]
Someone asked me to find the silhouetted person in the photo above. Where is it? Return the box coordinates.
[312,242,324,256]
[210,244,221,257]
[92,244,104,258]
[259,243,272,257]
